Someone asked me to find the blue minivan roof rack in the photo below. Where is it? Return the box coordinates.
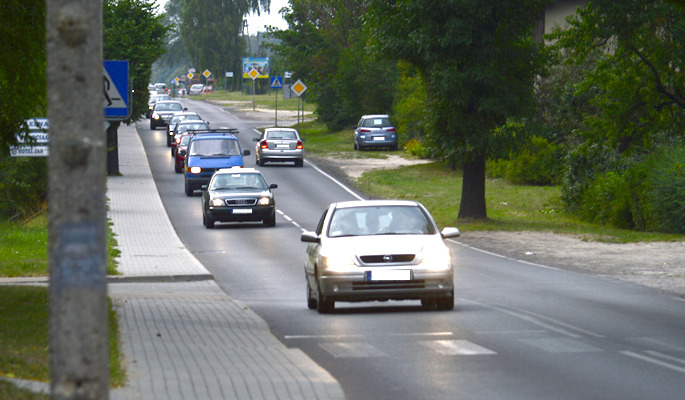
[190,128,239,136]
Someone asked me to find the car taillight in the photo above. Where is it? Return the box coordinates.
[296,141,303,149]
[386,127,396,132]
[360,128,371,133]
[260,140,269,149]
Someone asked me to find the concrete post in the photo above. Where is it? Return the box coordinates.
[46,0,109,399]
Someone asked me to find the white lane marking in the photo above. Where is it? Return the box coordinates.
[304,160,365,200]
[285,332,454,340]
[622,351,685,374]
[320,342,387,358]
[518,337,602,353]
[420,340,496,356]
[447,238,564,271]
[461,298,605,339]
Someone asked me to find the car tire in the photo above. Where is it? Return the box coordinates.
[437,289,454,311]
[353,141,358,150]
[185,181,193,197]
[174,163,182,173]
[258,157,265,166]
[150,122,155,130]
[316,277,334,314]
[203,212,215,229]
[306,281,317,310]
[166,134,172,147]
[390,144,398,151]
[295,159,303,167]
[263,213,276,227]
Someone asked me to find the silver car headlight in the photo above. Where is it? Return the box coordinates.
[209,198,225,207]
[257,197,272,206]
[321,252,356,273]
[419,246,452,271]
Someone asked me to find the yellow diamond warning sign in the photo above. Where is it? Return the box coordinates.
[291,80,307,97]
[248,68,260,80]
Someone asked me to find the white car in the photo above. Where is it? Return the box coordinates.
[301,200,460,313]
[189,84,204,95]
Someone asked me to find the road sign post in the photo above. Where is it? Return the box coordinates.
[270,76,283,126]
[291,80,308,131]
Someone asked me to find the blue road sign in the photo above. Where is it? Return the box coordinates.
[104,60,129,119]
[270,76,283,89]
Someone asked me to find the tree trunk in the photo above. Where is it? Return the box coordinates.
[458,154,487,220]
[106,121,120,176]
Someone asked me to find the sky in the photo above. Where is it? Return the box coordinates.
[154,0,289,33]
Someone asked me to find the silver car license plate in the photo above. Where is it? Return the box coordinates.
[367,270,410,281]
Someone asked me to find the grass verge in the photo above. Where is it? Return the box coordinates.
[0,214,125,393]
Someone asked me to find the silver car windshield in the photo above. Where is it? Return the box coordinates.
[328,206,434,237]
[210,173,267,190]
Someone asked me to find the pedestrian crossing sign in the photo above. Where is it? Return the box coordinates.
[270,76,283,89]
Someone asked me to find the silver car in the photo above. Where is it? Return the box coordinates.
[166,111,202,146]
[301,200,460,313]
[252,128,304,167]
[353,114,398,151]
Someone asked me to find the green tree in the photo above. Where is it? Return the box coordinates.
[179,0,270,89]
[0,0,46,148]
[103,0,171,174]
[268,0,397,130]
[547,0,685,220]
[366,0,546,219]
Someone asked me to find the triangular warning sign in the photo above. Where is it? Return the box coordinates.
[103,67,126,108]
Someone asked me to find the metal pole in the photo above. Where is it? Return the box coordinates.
[46,0,109,399]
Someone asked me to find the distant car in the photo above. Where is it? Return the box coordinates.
[300,200,460,313]
[153,82,168,94]
[171,120,210,158]
[201,167,277,228]
[252,127,304,167]
[184,129,250,196]
[189,84,204,95]
[166,111,202,146]
[353,114,398,151]
[150,100,186,130]
[202,85,214,94]
[147,94,171,118]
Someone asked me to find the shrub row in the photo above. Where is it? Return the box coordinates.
[577,146,685,234]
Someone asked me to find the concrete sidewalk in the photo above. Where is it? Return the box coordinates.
[107,122,344,399]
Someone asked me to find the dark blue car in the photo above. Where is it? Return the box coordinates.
[184,129,250,196]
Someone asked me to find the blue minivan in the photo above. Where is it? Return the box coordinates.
[184,129,250,196]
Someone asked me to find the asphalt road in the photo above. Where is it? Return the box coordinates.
[137,98,685,400]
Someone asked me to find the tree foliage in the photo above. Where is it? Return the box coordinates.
[365,0,546,219]
[548,0,685,156]
[104,0,171,121]
[0,0,46,148]
[543,0,685,232]
[268,0,397,130]
[179,0,270,87]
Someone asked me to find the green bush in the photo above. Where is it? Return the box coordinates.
[578,171,633,228]
[488,136,563,185]
[403,138,431,159]
[572,146,685,234]
[641,146,685,234]
[0,154,48,220]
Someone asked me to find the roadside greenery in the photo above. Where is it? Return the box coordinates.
[0,215,123,392]
[298,120,683,243]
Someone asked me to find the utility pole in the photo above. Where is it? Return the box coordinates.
[46,1,109,399]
